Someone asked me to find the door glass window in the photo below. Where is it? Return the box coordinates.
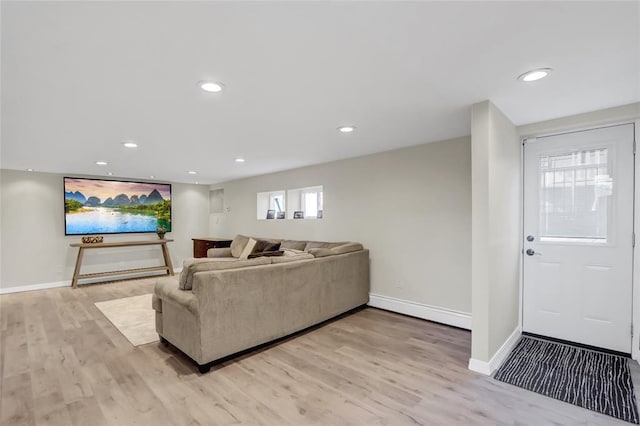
[539,148,611,243]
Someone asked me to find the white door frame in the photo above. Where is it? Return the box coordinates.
[633,119,639,360]
[519,120,638,358]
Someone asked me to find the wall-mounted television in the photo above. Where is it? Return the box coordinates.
[64,177,171,235]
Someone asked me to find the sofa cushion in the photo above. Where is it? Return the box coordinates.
[282,248,306,255]
[280,240,308,251]
[230,234,251,258]
[207,247,233,258]
[179,257,271,290]
[239,238,258,260]
[307,247,333,258]
[304,241,345,250]
[331,242,364,255]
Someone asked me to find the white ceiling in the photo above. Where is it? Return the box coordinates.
[2,1,639,184]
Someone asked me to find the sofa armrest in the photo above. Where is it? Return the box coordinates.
[152,294,162,312]
[154,277,199,315]
[208,247,233,258]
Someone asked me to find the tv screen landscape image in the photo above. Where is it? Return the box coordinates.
[64,177,171,235]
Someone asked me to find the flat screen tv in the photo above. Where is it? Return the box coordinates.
[64,177,171,235]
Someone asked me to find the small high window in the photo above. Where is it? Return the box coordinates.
[287,186,323,219]
[257,190,286,220]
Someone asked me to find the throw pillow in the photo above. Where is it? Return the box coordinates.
[252,239,281,253]
[239,238,257,260]
[230,234,251,258]
[248,250,284,258]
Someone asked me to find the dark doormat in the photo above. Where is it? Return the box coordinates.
[493,336,639,424]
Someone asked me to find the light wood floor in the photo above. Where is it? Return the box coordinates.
[1,279,637,425]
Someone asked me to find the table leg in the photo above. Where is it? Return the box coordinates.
[71,247,85,288]
[161,243,174,276]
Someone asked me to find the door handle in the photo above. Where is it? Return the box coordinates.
[526,249,542,256]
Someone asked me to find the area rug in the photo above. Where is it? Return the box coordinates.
[494,336,639,424]
[95,294,158,346]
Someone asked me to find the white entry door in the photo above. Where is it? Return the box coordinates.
[523,124,635,354]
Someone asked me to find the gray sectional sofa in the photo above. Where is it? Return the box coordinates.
[153,235,370,373]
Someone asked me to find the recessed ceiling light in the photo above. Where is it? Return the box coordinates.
[518,68,552,82]
[26,168,33,172]
[188,171,197,175]
[234,157,246,163]
[198,81,224,93]
[107,172,113,176]
[150,175,155,179]
[122,141,138,148]
[195,182,199,185]
[338,126,356,133]
[95,161,108,166]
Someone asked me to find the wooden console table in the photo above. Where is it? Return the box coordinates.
[69,239,174,288]
[192,237,232,258]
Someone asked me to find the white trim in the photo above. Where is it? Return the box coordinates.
[633,119,640,361]
[467,358,492,376]
[368,293,471,330]
[519,136,525,332]
[0,280,70,294]
[0,267,183,295]
[518,103,640,138]
[522,122,636,141]
[468,326,522,376]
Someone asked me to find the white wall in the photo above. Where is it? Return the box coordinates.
[487,103,521,356]
[210,137,472,315]
[467,102,640,374]
[470,101,521,370]
[0,170,210,291]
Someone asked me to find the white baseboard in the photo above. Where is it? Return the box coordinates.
[468,326,521,376]
[368,293,471,330]
[0,267,183,295]
[0,280,70,295]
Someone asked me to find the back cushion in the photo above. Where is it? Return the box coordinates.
[230,234,251,258]
[330,242,364,255]
[304,241,345,250]
[280,240,308,251]
[307,247,333,258]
